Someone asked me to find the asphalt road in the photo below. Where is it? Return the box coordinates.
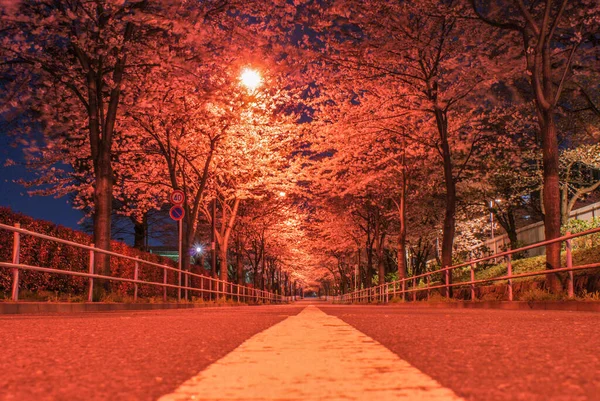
[1,302,599,401]
[323,305,600,401]
[0,305,304,401]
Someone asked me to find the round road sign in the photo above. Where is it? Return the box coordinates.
[170,190,185,205]
[169,205,185,221]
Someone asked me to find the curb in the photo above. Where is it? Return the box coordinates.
[383,300,600,312]
[0,302,252,315]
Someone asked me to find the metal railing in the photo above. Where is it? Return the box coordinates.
[0,223,289,304]
[336,227,600,304]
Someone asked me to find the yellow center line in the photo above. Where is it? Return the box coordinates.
[158,306,463,401]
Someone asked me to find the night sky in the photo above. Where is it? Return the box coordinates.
[0,135,82,230]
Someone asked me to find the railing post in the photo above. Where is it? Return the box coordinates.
[566,231,574,298]
[201,276,204,300]
[177,268,182,303]
[133,259,139,302]
[11,223,21,302]
[163,268,167,302]
[445,268,450,299]
[88,243,94,302]
[426,275,430,301]
[385,285,389,303]
[506,254,513,301]
[412,277,416,302]
[184,272,188,301]
[470,261,476,302]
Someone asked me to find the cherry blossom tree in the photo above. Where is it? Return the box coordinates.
[0,0,241,284]
[471,0,600,291]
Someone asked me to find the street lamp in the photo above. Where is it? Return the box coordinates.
[240,68,261,91]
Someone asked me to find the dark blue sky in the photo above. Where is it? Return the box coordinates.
[0,135,83,230]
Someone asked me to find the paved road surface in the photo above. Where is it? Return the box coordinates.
[0,305,304,401]
[1,301,599,400]
[324,304,600,401]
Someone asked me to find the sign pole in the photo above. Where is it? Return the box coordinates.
[178,218,183,302]
[169,189,186,302]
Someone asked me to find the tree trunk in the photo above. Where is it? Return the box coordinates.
[436,108,455,297]
[377,239,386,286]
[540,110,562,292]
[365,246,373,288]
[397,179,407,279]
[260,245,266,291]
[132,215,147,251]
[219,248,228,283]
[236,249,244,285]
[93,155,113,293]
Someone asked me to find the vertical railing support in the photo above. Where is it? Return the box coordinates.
[445,268,450,299]
[506,254,513,301]
[11,223,21,302]
[177,268,182,302]
[87,243,94,302]
[163,268,167,302]
[566,232,574,298]
[412,277,416,302]
[427,275,430,301]
[470,261,476,302]
[133,259,139,302]
[184,272,188,301]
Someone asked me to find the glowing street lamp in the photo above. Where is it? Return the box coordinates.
[240,68,262,91]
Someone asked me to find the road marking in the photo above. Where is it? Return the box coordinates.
[158,306,463,401]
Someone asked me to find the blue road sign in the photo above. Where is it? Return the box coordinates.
[169,205,185,221]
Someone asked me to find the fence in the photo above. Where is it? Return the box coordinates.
[337,227,600,304]
[0,222,287,304]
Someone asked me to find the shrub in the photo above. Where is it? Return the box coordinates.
[0,207,181,300]
[518,288,564,302]
[561,218,600,250]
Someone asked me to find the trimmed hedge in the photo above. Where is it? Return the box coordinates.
[0,207,209,300]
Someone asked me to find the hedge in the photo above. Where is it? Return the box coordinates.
[0,207,212,300]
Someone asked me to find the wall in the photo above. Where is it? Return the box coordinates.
[482,201,600,257]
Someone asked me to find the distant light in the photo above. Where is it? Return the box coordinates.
[279,191,286,197]
[240,68,261,91]
[194,245,203,255]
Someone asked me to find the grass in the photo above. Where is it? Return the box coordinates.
[451,244,600,285]
[518,288,565,302]
[378,243,600,303]
[577,290,600,302]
